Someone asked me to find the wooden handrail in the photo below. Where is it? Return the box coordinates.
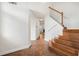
[49,6,64,27]
[49,6,62,14]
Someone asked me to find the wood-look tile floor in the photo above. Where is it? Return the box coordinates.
[4,34,57,56]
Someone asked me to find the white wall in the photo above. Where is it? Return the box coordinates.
[0,2,50,55]
[30,10,37,40]
[52,2,79,29]
[36,17,41,39]
[29,10,44,40]
[0,3,1,37]
[0,2,31,55]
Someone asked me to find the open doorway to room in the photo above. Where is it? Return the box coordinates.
[38,18,45,40]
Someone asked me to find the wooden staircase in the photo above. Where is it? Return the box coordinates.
[48,30,79,56]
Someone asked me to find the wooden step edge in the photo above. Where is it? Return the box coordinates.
[49,43,77,56]
[56,39,79,50]
[59,38,79,43]
[55,39,79,47]
[59,39,79,46]
[54,39,73,47]
[65,29,79,33]
[52,42,78,55]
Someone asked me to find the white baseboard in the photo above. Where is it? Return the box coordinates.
[0,43,31,56]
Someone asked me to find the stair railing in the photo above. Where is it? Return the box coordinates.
[49,6,64,27]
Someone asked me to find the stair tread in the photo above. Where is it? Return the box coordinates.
[53,42,78,54]
[49,42,78,56]
[56,39,79,49]
[49,45,73,56]
[55,39,79,47]
[59,36,79,43]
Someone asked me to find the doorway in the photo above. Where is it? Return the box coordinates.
[39,19,45,39]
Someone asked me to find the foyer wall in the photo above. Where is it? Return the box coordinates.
[0,2,31,55]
